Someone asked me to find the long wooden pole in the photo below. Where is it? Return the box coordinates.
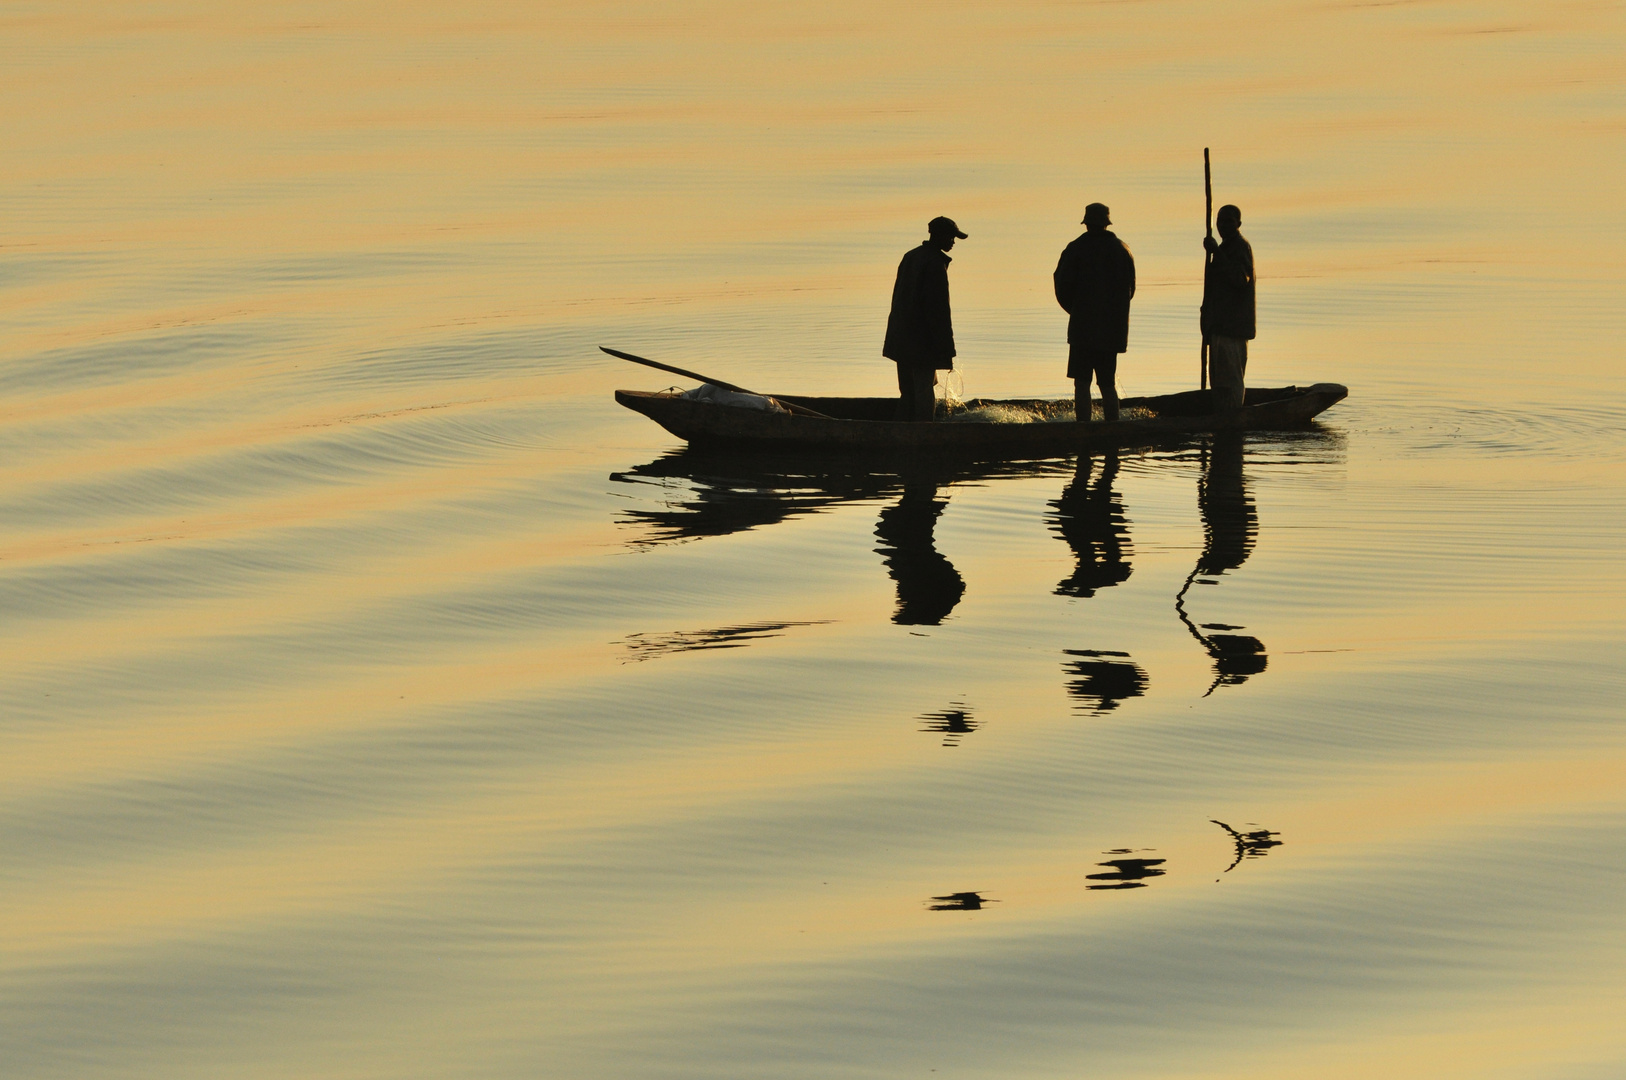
[599,346,834,419]
[1202,147,1212,391]
[600,345,754,392]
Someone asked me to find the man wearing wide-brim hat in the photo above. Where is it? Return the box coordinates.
[883,216,966,422]
[1054,202,1136,422]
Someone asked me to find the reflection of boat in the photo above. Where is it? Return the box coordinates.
[610,448,1071,547]
[612,449,1053,625]
[616,385,1347,452]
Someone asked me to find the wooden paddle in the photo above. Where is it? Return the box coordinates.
[1201,147,1213,391]
[599,346,835,419]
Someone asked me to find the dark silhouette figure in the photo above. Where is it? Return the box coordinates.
[1062,649,1148,714]
[1212,820,1283,872]
[874,478,965,625]
[884,216,966,421]
[929,891,996,911]
[1175,434,1267,695]
[1055,202,1135,422]
[1086,855,1167,890]
[1201,204,1256,412]
[919,701,978,746]
[1049,452,1132,597]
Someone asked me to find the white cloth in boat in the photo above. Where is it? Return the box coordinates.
[679,384,789,413]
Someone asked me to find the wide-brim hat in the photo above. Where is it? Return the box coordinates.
[1082,202,1111,225]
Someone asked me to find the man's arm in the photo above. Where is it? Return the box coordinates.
[929,259,955,358]
[883,250,919,361]
[1053,246,1077,314]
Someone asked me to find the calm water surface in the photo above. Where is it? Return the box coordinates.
[4,4,1625,1078]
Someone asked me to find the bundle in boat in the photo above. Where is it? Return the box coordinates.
[680,383,789,413]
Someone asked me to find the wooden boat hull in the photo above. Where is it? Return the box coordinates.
[615,384,1348,452]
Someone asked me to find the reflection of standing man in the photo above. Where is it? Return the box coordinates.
[1179,433,1267,694]
[1054,203,1135,422]
[1197,433,1257,575]
[1049,451,1132,597]
[874,477,965,625]
[1201,205,1256,411]
[884,216,966,422]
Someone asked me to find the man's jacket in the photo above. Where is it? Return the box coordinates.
[1201,235,1256,341]
[883,242,956,370]
[1054,230,1136,353]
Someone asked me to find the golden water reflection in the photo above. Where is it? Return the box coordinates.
[611,432,1334,709]
[5,2,1626,1078]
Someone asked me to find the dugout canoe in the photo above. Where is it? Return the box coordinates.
[615,383,1347,452]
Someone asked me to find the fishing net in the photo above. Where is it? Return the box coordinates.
[938,400,1157,424]
[931,366,1155,423]
[944,401,1072,423]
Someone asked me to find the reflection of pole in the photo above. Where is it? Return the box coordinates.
[1174,565,1209,649]
[1175,440,1211,652]
[1201,148,1212,391]
[1175,442,1225,698]
[1174,563,1227,699]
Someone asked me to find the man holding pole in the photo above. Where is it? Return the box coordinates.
[1054,202,1136,422]
[1201,204,1255,411]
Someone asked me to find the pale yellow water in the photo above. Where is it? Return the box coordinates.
[3,3,1625,1078]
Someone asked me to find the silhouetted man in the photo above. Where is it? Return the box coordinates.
[1054,203,1135,422]
[884,216,965,421]
[1201,204,1256,411]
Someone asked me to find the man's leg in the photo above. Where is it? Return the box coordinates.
[915,367,938,420]
[1072,350,1116,421]
[1098,352,1120,422]
[1069,341,1091,421]
[896,363,918,420]
[1208,337,1247,411]
[897,364,935,421]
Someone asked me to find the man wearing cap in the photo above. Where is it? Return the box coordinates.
[1054,203,1136,422]
[1201,204,1255,411]
[884,216,966,422]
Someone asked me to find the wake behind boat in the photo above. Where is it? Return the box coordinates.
[614,382,1348,453]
